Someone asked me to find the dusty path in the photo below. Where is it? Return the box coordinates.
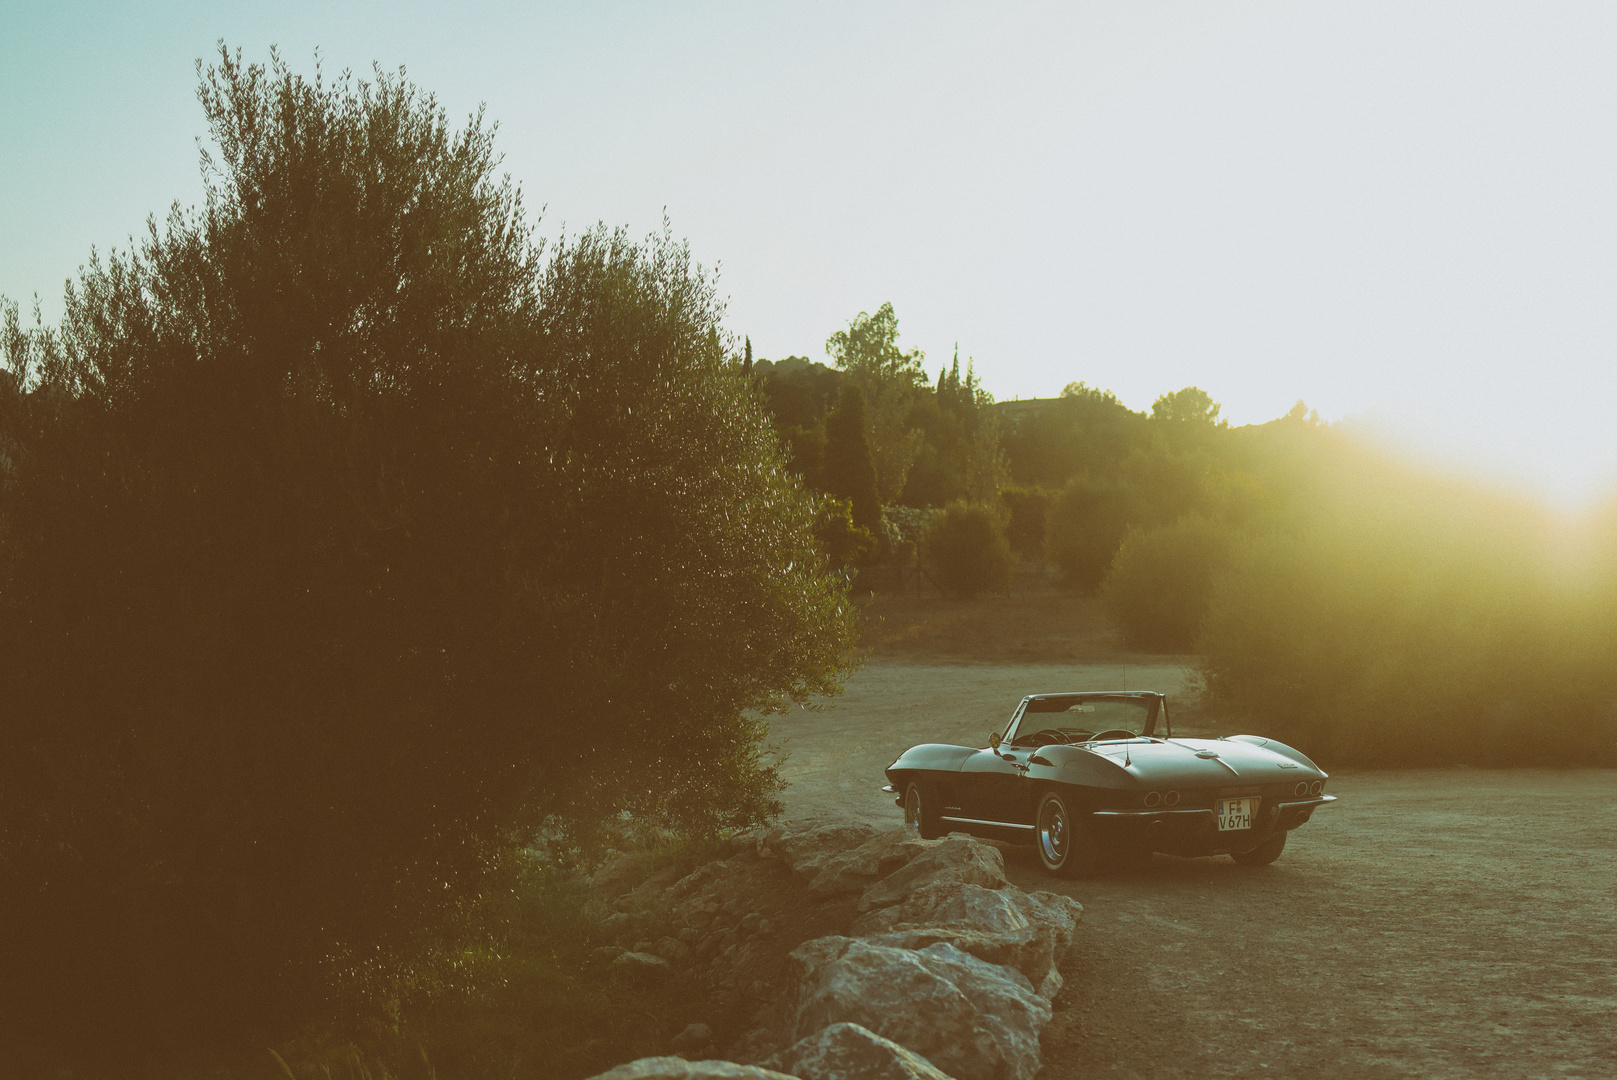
[769,660,1617,1080]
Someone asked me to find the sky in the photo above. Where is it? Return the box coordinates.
[4,0,1616,505]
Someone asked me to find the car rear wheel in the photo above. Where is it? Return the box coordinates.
[1035,790,1101,878]
[903,781,944,840]
[1231,831,1287,866]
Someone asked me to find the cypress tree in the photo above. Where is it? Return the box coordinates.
[822,382,882,534]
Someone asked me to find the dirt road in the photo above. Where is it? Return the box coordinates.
[768,660,1617,1080]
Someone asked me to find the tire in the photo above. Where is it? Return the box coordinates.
[1231,831,1287,866]
[903,780,945,840]
[1034,790,1101,878]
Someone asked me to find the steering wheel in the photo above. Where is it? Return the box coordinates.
[1022,728,1073,747]
[1089,729,1139,741]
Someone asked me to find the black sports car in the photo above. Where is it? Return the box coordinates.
[883,690,1336,876]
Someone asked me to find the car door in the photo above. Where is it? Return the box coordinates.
[956,745,1028,824]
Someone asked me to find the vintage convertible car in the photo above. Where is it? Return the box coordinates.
[883,691,1336,876]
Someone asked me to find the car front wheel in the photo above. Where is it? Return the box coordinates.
[1035,790,1101,878]
[904,780,944,840]
[1231,831,1287,866]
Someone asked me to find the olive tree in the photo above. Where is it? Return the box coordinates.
[0,47,857,1063]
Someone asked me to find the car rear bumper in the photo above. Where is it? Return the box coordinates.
[1091,794,1337,853]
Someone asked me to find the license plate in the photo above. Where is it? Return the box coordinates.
[1217,797,1257,831]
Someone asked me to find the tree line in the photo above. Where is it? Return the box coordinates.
[752,323,1617,773]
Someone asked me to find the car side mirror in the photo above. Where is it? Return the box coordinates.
[988,732,1002,750]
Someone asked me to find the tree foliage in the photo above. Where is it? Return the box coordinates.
[1001,381,1145,489]
[920,501,1014,599]
[1102,515,1234,652]
[825,302,928,503]
[821,382,883,538]
[0,48,857,1067]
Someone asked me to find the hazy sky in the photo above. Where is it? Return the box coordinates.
[5,1,1615,504]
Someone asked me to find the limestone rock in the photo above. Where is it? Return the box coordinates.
[728,1028,785,1065]
[767,1022,955,1080]
[612,951,672,982]
[785,937,1051,1080]
[584,1058,796,1080]
[851,882,1082,996]
[763,821,883,880]
[856,838,1008,913]
[805,829,936,897]
[653,936,693,964]
[671,1023,714,1052]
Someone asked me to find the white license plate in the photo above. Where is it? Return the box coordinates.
[1217,797,1257,831]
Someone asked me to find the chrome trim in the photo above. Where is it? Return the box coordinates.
[940,815,1036,831]
[1093,807,1213,818]
[1277,795,1337,809]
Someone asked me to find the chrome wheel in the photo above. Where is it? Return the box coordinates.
[904,783,924,836]
[1038,794,1068,866]
[1035,790,1097,877]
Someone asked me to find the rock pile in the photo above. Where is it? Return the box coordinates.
[586,821,1083,1080]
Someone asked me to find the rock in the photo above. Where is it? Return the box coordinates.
[767,1022,954,1080]
[728,1028,785,1065]
[581,898,614,922]
[740,912,764,935]
[851,883,1082,997]
[785,937,1051,1080]
[856,838,1008,913]
[612,951,672,982]
[765,821,883,879]
[653,936,693,964]
[669,865,724,900]
[678,926,698,944]
[592,945,625,963]
[729,827,768,854]
[805,829,936,897]
[671,1023,714,1052]
[584,1058,797,1080]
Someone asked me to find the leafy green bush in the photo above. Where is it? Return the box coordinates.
[1044,475,1131,592]
[1102,515,1234,652]
[1196,452,1617,767]
[814,496,877,568]
[0,48,856,1071]
[921,501,1013,598]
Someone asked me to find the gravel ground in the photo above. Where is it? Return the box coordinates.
[770,660,1617,1080]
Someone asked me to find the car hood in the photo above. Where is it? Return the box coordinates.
[1078,737,1323,785]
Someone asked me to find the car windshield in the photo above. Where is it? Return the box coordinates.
[1009,696,1158,746]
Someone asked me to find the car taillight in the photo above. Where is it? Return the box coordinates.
[1164,790,1180,807]
[1310,780,1323,795]
[1294,781,1309,796]
[1145,791,1162,807]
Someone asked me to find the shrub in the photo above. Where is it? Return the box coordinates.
[921,501,1013,598]
[821,382,883,536]
[1101,515,1234,652]
[1044,474,1131,592]
[0,49,857,1071]
[814,496,877,568]
[1196,464,1617,767]
[998,486,1053,561]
